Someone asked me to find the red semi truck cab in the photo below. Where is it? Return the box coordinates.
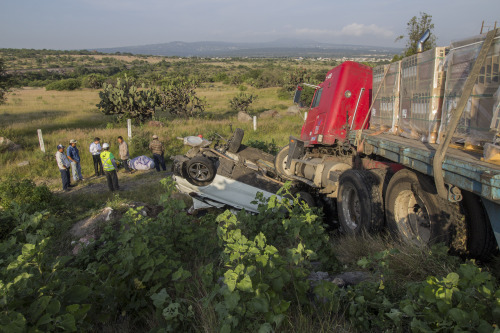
[300,61,373,146]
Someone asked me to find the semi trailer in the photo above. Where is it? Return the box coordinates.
[172,28,500,259]
[274,28,500,259]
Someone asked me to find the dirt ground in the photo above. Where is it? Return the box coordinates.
[53,168,171,196]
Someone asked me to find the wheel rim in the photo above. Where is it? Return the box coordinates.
[341,183,361,231]
[188,162,211,181]
[280,154,294,177]
[393,190,431,243]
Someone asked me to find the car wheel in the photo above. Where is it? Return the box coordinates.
[227,128,244,153]
[185,156,216,186]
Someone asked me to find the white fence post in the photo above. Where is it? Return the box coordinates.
[253,116,257,131]
[127,119,132,140]
[37,129,45,153]
[304,112,308,121]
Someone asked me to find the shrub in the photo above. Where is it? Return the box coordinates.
[45,78,81,91]
[82,74,105,89]
[158,78,207,118]
[246,139,279,155]
[229,92,258,112]
[97,75,161,121]
[0,178,54,213]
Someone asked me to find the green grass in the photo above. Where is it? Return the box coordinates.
[0,86,303,186]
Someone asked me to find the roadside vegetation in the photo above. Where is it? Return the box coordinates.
[1,48,499,332]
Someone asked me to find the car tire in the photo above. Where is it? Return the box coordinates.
[275,145,294,180]
[337,169,384,234]
[296,191,316,208]
[185,156,216,186]
[227,128,244,153]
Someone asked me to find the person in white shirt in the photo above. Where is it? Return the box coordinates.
[55,144,73,191]
[89,137,104,177]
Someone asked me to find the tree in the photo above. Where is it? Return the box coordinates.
[395,12,436,58]
[0,58,7,104]
[229,92,258,112]
[158,78,206,118]
[97,76,161,121]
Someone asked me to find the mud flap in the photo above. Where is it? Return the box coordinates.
[286,136,305,169]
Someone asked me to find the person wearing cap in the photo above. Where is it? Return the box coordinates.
[149,134,166,172]
[100,143,120,192]
[117,136,131,173]
[89,137,104,177]
[67,139,83,182]
[55,144,73,191]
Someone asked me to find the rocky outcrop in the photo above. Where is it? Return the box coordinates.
[259,110,281,119]
[237,111,252,122]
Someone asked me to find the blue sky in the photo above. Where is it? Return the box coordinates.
[0,0,498,50]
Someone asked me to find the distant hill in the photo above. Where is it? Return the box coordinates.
[93,39,401,58]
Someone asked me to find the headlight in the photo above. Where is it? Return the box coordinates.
[318,134,323,143]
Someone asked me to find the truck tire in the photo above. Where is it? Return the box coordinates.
[462,191,498,260]
[227,128,244,153]
[275,145,294,180]
[385,169,459,246]
[337,169,384,234]
[185,156,216,186]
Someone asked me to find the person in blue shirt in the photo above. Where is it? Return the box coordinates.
[67,139,84,182]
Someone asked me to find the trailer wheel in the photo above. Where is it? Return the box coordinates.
[385,169,456,245]
[275,145,294,180]
[227,128,244,153]
[185,156,216,186]
[462,191,498,260]
[337,170,384,234]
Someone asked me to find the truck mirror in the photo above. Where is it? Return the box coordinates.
[293,86,303,104]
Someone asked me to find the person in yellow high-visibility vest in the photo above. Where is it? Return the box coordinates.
[100,143,120,192]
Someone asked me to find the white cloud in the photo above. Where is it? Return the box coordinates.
[296,23,394,39]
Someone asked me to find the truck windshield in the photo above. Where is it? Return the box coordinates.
[311,88,323,108]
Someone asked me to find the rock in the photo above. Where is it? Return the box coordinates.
[71,236,94,255]
[127,201,164,217]
[17,160,30,167]
[286,105,301,115]
[259,110,281,119]
[147,120,163,127]
[307,270,371,288]
[0,137,22,152]
[333,271,372,286]
[237,111,252,122]
[70,207,115,239]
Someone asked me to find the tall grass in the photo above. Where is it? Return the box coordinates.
[0,87,303,186]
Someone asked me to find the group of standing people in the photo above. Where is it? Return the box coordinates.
[56,134,167,192]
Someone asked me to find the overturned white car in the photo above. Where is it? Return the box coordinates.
[171,130,314,213]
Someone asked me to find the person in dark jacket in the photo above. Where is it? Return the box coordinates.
[149,134,166,171]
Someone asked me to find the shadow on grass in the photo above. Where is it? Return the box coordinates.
[0,110,70,125]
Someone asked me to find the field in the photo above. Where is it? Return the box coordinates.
[1,55,500,333]
[0,84,303,186]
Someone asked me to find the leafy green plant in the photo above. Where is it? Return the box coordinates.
[229,92,258,112]
[97,75,161,121]
[45,78,81,91]
[246,139,279,155]
[158,78,207,118]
